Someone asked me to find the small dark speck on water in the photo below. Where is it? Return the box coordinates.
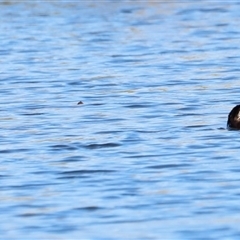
[77,101,83,105]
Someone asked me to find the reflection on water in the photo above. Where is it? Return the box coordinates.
[1,1,240,239]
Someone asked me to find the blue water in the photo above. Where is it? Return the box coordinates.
[1,1,240,239]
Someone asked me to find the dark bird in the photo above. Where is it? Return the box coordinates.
[227,105,240,129]
[77,101,83,105]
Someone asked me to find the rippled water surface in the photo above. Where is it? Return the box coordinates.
[1,1,240,239]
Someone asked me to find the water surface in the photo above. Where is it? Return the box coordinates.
[1,1,240,239]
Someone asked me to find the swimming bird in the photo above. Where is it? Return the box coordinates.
[227,105,240,129]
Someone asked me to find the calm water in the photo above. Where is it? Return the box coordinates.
[1,1,240,239]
